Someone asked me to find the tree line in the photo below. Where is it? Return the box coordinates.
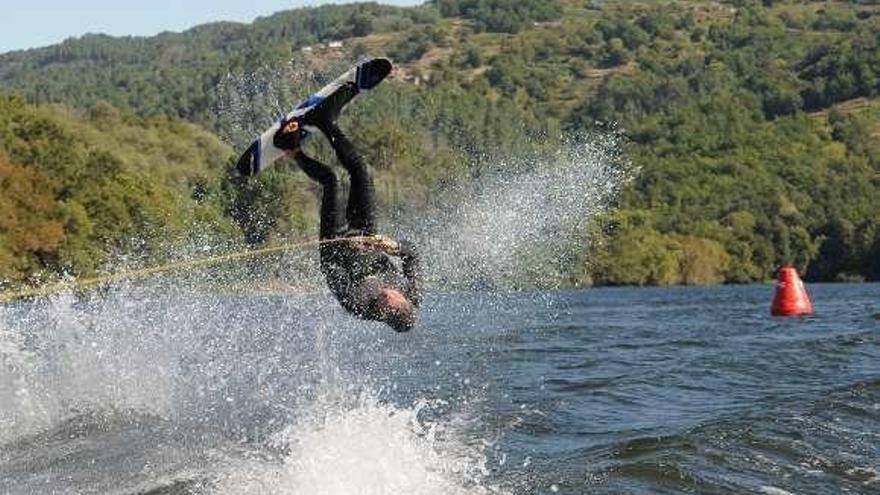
[1,0,878,287]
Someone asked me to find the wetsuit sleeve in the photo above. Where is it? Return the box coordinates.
[398,240,423,307]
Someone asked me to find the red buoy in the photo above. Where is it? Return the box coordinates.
[771,266,814,316]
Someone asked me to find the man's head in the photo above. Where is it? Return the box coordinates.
[374,287,416,332]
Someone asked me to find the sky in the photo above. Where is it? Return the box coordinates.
[0,0,422,54]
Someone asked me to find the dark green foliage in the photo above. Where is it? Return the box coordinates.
[432,0,562,33]
[2,0,879,286]
[799,23,880,110]
[389,26,445,62]
[548,0,880,284]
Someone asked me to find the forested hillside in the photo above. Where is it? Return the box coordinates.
[1,0,879,286]
[0,95,240,283]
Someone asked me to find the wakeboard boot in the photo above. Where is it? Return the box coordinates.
[301,82,360,129]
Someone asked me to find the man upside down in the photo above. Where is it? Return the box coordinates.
[270,83,422,332]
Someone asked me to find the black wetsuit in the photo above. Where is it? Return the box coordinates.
[294,122,422,324]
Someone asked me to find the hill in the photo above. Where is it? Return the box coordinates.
[1,0,879,286]
[0,94,238,283]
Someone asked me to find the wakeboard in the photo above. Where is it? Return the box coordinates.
[236,57,392,176]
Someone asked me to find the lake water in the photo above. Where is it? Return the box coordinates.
[1,283,879,494]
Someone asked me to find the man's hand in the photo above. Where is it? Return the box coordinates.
[352,235,399,254]
[273,118,305,151]
[282,120,300,134]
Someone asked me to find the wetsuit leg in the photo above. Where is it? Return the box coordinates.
[295,152,343,239]
[317,121,377,234]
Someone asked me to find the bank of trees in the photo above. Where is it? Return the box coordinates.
[432,0,563,33]
[0,94,241,283]
[2,0,879,286]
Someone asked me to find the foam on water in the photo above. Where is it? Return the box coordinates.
[215,391,500,495]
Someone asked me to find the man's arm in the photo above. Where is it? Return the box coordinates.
[398,240,423,307]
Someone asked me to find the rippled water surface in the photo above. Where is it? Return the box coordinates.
[1,283,879,494]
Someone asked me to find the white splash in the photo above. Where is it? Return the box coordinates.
[0,290,179,444]
[214,390,502,495]
[404,133,632,289]
[0,314,51,443]
[0,282,506,494]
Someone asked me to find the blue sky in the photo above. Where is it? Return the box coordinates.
[0,0,422,53]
